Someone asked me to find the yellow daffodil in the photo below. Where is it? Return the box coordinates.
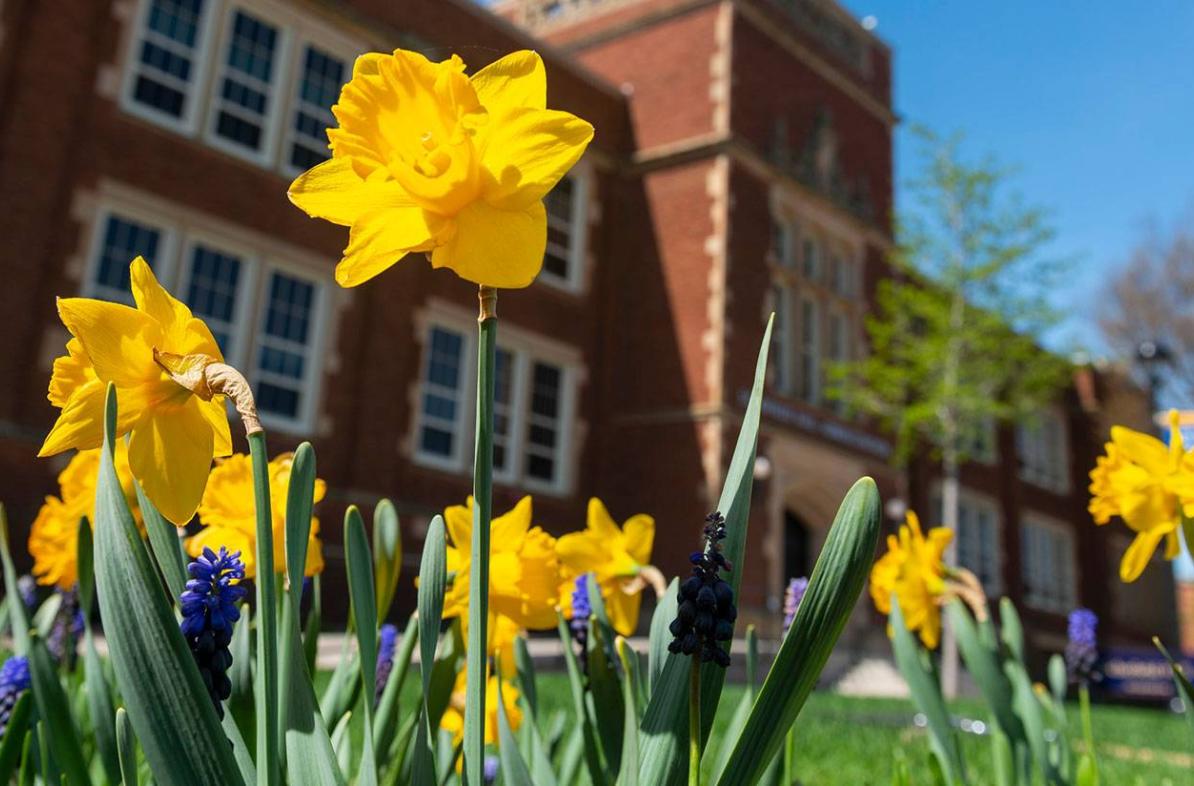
[1088,411,1194,582]
[188,452,326,579]
[29,445,141,589]
[439,669,522,747]
[869,511,952,649]
[443,496,560,633]
[557,498,656,636]
[39,257,232,525]
[288,48,594,289]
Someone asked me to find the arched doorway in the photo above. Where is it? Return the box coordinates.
[784,510,812,581]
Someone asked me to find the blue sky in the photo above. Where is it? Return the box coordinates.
[838,0,1194,353]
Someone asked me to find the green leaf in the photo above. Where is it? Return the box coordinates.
[412,515,446,785]
[648,578,679,696]
[319,639,359,727]
[1155,637,1194,749]
[465,310,497,786]
[946,601,1020,742]
[999,597,1026,663]
[0,505,30,654]
[247,430,281,786]
[585,606,623,773]
[228,608,255,751]
[373,614,417,756]
[638,317,773,786]
[515,635,538,718]
[27,635,90,786]
[17,728,32,786]
[279,443,342,786]
[716,478,881,786]
[497,677,535,786]
[0,691,31,782]
[373,499,402,623]
[134,476,187,601]
[616,638,640,786]
[330,711,353,781]
[889,597,965,786]
[83,632,120,784]
[557,610,608,785]
[345,506,379,786]
[304,574,323,677]
[116,708,137,786]
[76,517,95,617]
[1047,654,1067,706]
[92,385,242,786]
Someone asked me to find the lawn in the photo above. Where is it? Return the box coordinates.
[374,672,1192,784]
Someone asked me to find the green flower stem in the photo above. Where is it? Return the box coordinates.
[689,658,702,786]
[1079,682,1096,761]
[248,431,279,786]
[465,286,497,786]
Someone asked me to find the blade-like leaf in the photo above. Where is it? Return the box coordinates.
[890,596,965,786]
[284,444,318,608]
[373,499,402,622]
[0,692,32,782]
[116,708,137,786]
[514,635,538,718]
[92,385,243,786]
[497,677,535,786]
[374,614,418,756]
[78,517,121,785]
[0,505,30,653]
[134,476,187,601]
[345,506,379,786]
[946,601,1019,741]
[76,518,95,617]
[304,574,323,677]
[247,431,281,786]
[717,477,880,786]
[557,611,608,785]
[648,578,679,696]
[638,317,773,786]
[1155,637,1194,749]
[616,638,640,786]
[412,514,446,785]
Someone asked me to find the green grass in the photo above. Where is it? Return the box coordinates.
[329,669,1192,785]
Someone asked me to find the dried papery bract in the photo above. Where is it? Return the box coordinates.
[154,350,262,436]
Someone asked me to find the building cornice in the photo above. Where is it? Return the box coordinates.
[631,131,894,249]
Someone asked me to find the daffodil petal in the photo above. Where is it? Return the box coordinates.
[57,297,160,386]
[39,380,141,456]
[288,157,417,226]
[128,398,215,525]
[471,50,546,111]
[431,200,546,288]
[622,513,655,566]
[48,338,96,408]
[200,398,233,457]
[490,496,533,551]
[585,497,622,541]
[130,257,204,354]
[444,501,472,550]
[1111,426,1169,476]
[1120,526,1167,582]
[334,207,441,287]
[606,584,643,637]
[479,107,593,210]
[556,532,605,571]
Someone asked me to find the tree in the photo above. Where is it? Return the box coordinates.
[831,127,1070,695]
[1098,213,1194,406]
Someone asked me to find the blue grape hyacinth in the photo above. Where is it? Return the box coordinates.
[1065,607,1099,684]
[668,512,735,667]
[783,576,809,633]
[375,623,399,704]
[179,547,247,718]
[570,573,593,670]
[0,656,30,737]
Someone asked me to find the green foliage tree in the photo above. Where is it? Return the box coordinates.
[830,127,1070,694]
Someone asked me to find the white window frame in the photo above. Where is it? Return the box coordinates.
[1017,408,1070,493]
[119,0,222,135]
[411,303,580,496]
[797,294,820,405]
[538,161,592,294]
[202,3,291,167]
[1020,513,1077,614]
[81,204,182,304]
[80,187,331,435]
[277,30,360,179]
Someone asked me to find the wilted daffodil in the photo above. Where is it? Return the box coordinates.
[1088,411,1194,582]
[288,49,593,289]
[557,498,659,636]
[29,444,141,589]
[439,669,522,747]
[870,511,952,650]
[39,257,232,524]
[189,452,326,579]
[444,496,559,632]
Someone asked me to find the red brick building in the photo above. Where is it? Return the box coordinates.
[0,0,1175,662]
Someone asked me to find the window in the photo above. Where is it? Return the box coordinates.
[540,168,589,291]
[1017,410,1069,492]
[769,285,792,394]
[82,199,328,432]
[771,220,795,268]
[801,234,820,281]
[125,0,214,127]
[933,489,1002,595]
[1020,515,1076,613]
[962,417,997,465]
[797,295,820,404]
[88,213,167,305]
[208,9,283,160]
[121,0,360,175]
[826,309,849,414]
[254,270,321,422]
[181,242,244,354]
[285,44,345,172]
[416,327,469,465]
[829,247,856,298]
[413,318,577,493]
